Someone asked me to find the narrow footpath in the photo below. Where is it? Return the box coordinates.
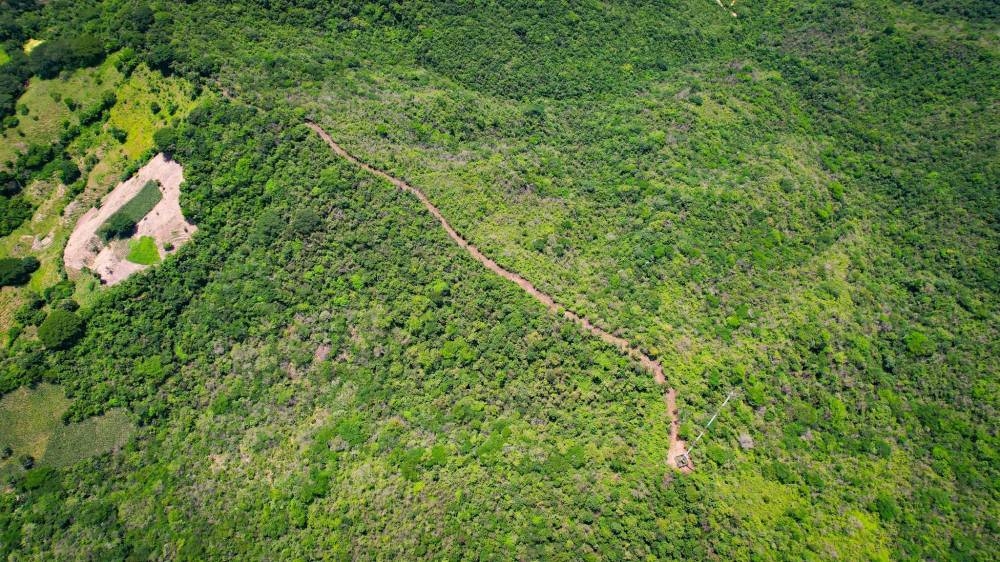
[306,122,689,471]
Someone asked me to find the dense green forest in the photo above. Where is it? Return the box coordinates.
[0,0,996,559]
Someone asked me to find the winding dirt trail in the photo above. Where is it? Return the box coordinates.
[306,122,688,471]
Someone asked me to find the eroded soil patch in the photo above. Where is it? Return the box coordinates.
[64,153,196,285]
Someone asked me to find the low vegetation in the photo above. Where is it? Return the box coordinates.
[97,179,161,241]
[126,235,159,265]
[0,384,133,478]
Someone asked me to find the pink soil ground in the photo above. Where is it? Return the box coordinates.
[64,153,196,285]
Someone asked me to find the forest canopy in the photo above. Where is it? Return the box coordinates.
[0,0,995,560]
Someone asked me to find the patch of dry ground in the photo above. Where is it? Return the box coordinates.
[64,153,196,285]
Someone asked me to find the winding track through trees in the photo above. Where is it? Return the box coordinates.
[306,122,690,471]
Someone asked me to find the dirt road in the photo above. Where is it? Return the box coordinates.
[306,122,690,471]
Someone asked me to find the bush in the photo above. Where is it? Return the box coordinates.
[56,158,81,184]
[153,126,178,157]
[905,330,936,356]
[37,309,84,349]
[109,126,128,143]
[290,209,322,235]
[0,256,40,286]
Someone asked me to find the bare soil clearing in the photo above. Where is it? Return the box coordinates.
[64,153,195,285]
[307,122,691,471]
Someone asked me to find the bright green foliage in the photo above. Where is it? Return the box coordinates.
[36,309,83,349]
[97,180,162,241]
[126,236,160,265]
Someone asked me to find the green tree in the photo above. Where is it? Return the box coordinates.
[0,257,40,286]
[37,309,84,349]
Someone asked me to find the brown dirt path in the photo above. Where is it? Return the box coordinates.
[306,122,690,471]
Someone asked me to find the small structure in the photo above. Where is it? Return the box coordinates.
[738,433,754,450]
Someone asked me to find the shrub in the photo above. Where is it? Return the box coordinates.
[0,256,40,286]
[153,127,179,157]
[290,209,322,235]
[905,330,936,356]
[56,158,81,184]
[37,309,84,349]
[109,126,128,143]
[18,454,34,470]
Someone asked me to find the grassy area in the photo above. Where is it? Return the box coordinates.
[126,235,160,265]
[42,408,132,468]
[22,39,43,54]
[0,384,133,476]
[0,55,122,168]
[98,180,162,240]
[0,384,69,464]
[0,47,9,66]
[106,64,198,160]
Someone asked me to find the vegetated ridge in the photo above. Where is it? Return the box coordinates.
[306,121,690,470]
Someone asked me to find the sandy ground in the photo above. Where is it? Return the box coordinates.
[64,153,196,285]
[664,389,692,473]
[307,122,693,473]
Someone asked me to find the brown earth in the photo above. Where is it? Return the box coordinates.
[306,122,690,471]
[64,153,196,285]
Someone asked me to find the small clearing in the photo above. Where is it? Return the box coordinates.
[22,38,44,54]
[64,153,195,285]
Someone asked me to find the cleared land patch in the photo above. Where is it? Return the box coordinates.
[64,153,194,285]
[0,384,133,476]
[0,60,200,341]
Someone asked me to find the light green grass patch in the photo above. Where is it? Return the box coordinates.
[0,47,10,66]
[0,383,69,463]
[0,384,134,475]
[43,408,133,467]
[107,64,200,159]
[22,39,43,54]
[127,235,160,265]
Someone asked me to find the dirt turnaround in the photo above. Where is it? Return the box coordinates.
[307,122,690,471]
